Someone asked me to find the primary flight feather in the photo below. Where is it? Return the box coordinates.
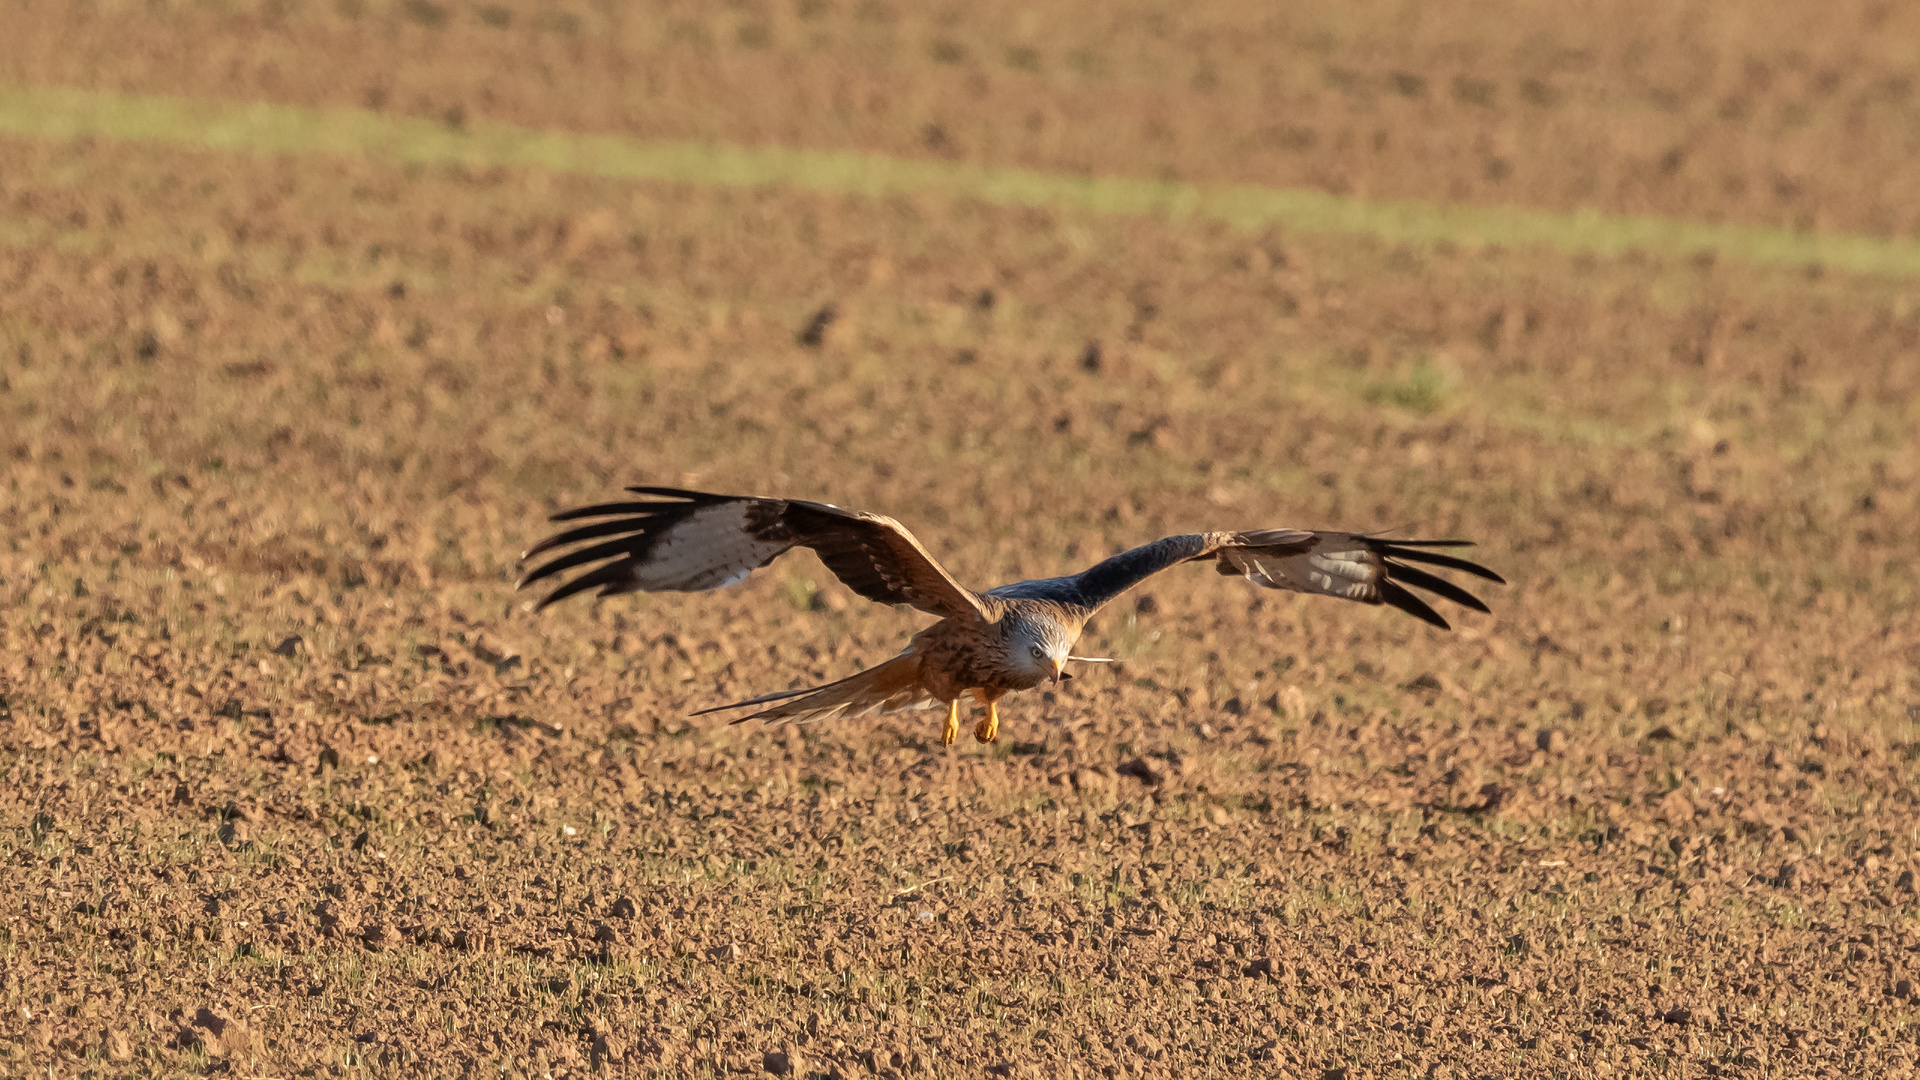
[518,487,1505,745]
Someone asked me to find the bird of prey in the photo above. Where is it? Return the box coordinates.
[518,487,1503,746]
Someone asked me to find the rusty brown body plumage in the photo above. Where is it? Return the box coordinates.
[519,487,1503,745]
[911,598,1087,698]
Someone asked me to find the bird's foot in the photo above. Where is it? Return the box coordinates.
[973,700,1000,744]
[941,700,960,747]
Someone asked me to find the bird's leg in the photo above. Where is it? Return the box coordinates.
[973,698,1000,744]
[941,699,961,747]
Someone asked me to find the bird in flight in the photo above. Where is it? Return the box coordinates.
[518,487,1503,746]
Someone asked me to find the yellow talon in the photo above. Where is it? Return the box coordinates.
[941,699,960,747]
[973,700,1000,744]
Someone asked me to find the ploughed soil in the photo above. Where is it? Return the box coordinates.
[2,2,1918,1077]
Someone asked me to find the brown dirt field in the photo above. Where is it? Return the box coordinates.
[2,4,1919,1079]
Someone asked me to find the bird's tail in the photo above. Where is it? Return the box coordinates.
[691,652,936,725]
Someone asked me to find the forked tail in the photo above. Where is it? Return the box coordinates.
[691,652,936,725]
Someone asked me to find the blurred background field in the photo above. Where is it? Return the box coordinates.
[1,2,1917,1077]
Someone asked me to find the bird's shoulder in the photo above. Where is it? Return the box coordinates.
[991,593,1087,629]
[982,575,1083,604]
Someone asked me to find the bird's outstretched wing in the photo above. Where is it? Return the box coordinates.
[517,487,987,620]
[987,529,1504,630]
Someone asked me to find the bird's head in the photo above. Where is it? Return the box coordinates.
[1006,613,1077,684]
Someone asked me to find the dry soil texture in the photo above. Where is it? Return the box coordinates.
[2,2,1919,1079]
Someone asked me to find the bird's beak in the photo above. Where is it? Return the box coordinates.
[1050,658,1064,684]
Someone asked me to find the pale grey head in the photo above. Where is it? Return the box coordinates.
[1000,608,1079,686]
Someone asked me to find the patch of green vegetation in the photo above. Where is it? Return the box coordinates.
[783,575,819,611]
[1365,358,1450,414]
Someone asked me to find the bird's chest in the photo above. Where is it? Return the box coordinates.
[912,623,1014,697]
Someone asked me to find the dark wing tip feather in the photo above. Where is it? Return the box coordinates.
[1385,560,1492,614]
[521,516,652,560]
[1375,542,1507,584]
[622,485,726,501]
[526,559,631,610]
[1377,580,1450,630]
[547,499,676,523]
[515,534,645,591]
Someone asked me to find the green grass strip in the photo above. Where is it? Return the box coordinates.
[5,83,1919,277]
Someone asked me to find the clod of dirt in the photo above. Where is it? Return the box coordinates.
[1473,783,1509,814]
[1078,340,1102,373]
[763,1050,793,1075]
[1659,1006,1693,1025]
[191,1008,254,1057]
[315,899,351,938]
[1656,789,1696,822]
[1404,672,1444,693]
[795,305,836,347]
[102,1027,132,1062]
[471,640,521,673]
[271,634,303,657]
[1115,757,1163,785]
[610,895,637,918]
[1536,728,1568,753]
[591,1030,626,1065]
[1068,767,1107,792]
[1646,725,1678,741]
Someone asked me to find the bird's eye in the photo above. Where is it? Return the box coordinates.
[1030,645,1045,660]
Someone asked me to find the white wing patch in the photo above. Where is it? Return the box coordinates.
[1222,543,1383,600]
[1305,548,1382,599]
[629,502,789,592]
